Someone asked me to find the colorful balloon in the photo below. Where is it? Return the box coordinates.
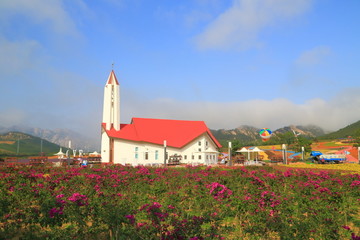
[259,128,272,141]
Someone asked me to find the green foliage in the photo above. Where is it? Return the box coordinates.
[319,120,360,140]
[0,132,59,156]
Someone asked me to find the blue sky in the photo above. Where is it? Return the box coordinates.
[1,0,360,142]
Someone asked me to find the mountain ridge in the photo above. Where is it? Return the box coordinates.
[0,125,99,151]
[210,124,326,144]
[0,131,60,156]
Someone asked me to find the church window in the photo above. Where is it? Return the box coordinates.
[155,150,158,160]
[135,147,139,159]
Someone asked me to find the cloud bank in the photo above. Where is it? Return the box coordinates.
[0,0,77,35]
[122,87,360,132]
[194,0,313,50]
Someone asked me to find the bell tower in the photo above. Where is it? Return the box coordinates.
[101,70,120,163]
[102,70,120,130]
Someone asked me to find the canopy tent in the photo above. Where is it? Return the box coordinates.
[250,147,263,160]
[54,148,65,159]
[236,147,250,160]
[90,151,100,156]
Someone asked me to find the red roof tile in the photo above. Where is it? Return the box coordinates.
[107,70,119,85]
[102,118,221,148]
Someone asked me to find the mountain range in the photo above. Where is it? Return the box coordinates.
[1,119,360,155]
[0,125,99,151]
[210,124,327,144]
[0,132,60,156]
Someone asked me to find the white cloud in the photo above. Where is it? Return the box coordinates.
[0,0,77,35]
[194,0,313,50]
[122,88,360,132]
[0,37,42,76]
[0,109,27,127]
[295,46,331,66]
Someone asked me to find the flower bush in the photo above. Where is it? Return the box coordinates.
[0,164,359,239]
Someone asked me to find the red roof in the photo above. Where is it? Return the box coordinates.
[107,70,119,85]
[102,118,222,148]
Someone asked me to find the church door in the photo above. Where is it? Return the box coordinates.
[110,139,114,164]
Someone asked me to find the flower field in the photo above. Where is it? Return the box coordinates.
[284,163,360,174]
[1,164,360,239]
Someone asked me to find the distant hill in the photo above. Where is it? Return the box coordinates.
[0,132,60,156]
[319,120,360,140]
[211,124,326,146]
[0,125,99,151]
[275,125,326,138]
[211,125,260,143]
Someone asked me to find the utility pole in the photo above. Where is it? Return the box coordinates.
[17,137,20,155]
[228,141,232,166]
[301,146,305,161]
[282,144,287,164]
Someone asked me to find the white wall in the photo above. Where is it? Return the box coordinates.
[108,133,219,166]
[100,129,110,163]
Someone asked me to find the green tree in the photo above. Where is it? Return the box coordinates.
[352,129,360,147]
[290,136,312,153]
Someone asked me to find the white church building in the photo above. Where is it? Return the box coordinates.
[101,70,221,166]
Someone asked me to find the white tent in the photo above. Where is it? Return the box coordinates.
[251,147,263,160]
[89,151,100,156]
[236,147,250,160]
[54,148,65,159]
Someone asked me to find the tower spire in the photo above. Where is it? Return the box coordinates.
[102,70,120,131]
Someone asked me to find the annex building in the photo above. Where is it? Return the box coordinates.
[101,70,221,166]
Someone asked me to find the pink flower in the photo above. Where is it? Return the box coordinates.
[244,195,252,201]
[137,222,146,228]
[352,233,360,240]
[49,207,63,218]
[68,193,88,206]
[206,182,232,201]
[56,194,64,199]
[125,214,135,224]
[351,180,360,187]
[342,225,351,230]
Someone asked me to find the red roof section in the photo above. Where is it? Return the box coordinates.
[107,70,119,85]
[102,118,222,148]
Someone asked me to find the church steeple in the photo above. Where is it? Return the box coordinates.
[102,70,120,131]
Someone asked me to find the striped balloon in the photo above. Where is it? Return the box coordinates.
[259,128,272,141]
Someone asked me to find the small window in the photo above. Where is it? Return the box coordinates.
[192,155,194,160]
[198,148,201,152]
[198,155,201,160]
[135,147,139,159]
[206,141,208,146]
[145,152,148,160]
[198,141,201,146]
[155,150,158,160]
[184,155,187,160]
